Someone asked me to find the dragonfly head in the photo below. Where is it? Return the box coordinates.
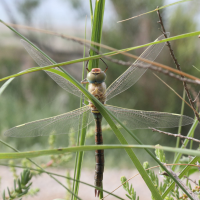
[87,68,106,84]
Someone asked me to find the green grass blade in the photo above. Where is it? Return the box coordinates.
[174,88,186,159]
[89,0,93,28]
[74,114,88,198]
[1,144,200,159]
[72,15,88,200]
[0,78,14,96]
[88,0,105,72]
[0,69,27,96]
[173,117,199,168]
[2,140,199,199]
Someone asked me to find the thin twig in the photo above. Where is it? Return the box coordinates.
[184,175,198,186]
[165,166,199,200]
[157,8,200,122]
[153,73,199,115]
[151,66,200,85]
[151,128,200,144]
[193,91,200,103]
[187,84,200,111]
[59,33,134,67]
[181,140,187,149]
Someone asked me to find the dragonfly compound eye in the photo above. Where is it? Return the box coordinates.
[87,71,106,83]
[87,72,96,83]
[95,71,106,83]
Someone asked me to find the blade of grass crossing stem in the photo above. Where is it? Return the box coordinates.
[174,88,186,159]
[72,17,88,200]
[2,145,200,159]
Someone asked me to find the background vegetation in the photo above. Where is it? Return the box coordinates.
[0,0,200,189]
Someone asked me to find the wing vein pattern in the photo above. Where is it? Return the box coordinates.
[21,40,82,98]
[105,34,169,101]
[4,106,92,137]
[106,105,194,129]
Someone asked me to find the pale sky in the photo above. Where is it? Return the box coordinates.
[0,0,116,29]
[1,0,194,29]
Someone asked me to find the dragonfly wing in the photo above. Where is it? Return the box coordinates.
[106,105,194,129]
[21,40,82,98]
[105,34,169,101]
[4,106,93,137]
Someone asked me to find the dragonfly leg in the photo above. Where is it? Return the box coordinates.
[81,78,89,84]
[89,48,108,72]
[100,58,108,72]
[86,59,90,72]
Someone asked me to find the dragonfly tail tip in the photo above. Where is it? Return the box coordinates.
[95,189,100,197]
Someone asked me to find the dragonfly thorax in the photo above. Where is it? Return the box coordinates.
[88,68,107,110]
[87,68,106,84]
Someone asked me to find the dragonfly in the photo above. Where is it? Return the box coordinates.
[4,34,194,197]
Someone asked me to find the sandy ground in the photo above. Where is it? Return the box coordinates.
[0,166,152,200]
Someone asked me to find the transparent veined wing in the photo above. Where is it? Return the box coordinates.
[105,33,169,101]
[4,106,93,137]
[106,105,194,129]
[21,40,82,98]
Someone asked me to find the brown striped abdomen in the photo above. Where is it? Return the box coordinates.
[93,112,104,197]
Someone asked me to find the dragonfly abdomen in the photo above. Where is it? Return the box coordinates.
[93,112,104,197]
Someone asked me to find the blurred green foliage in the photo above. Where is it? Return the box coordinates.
[0,0,200,167]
